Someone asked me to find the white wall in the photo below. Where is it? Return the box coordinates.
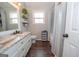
[24,2,54,40]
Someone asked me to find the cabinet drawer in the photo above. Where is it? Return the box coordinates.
[14,44,29,57]
[16,34,31,48]
[13,44,26,57]
[14,36,32,57]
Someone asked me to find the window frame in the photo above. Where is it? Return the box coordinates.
[33,12,45,24]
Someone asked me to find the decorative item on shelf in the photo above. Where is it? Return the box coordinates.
[21,8,29,20]
[12,30,21,34]
[21,8,29,27]
[22,21,28,27]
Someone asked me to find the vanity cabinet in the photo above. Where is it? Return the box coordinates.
[2,34,32,57]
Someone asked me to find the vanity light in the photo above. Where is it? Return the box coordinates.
[13,2,21,7]
[18,3,21,6]
[9,2,22,10]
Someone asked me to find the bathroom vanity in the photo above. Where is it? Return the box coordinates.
[0,2,32,57]
[0,32,32,57]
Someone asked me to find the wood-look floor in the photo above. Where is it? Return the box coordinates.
[26,40,54,57]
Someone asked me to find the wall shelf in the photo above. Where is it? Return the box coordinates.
[22,21,29,26]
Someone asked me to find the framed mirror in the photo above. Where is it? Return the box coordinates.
[0,2,19,32]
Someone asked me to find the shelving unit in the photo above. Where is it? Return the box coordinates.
[41,30,48,41]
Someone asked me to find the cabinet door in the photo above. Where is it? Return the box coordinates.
[3,43,18,57]
[14,48,24,57]
[3,35,32,57]
[23,37,32,56]
[14,36,32,57]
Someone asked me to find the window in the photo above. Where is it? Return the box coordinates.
[33,12,44,24]
[9,12,18,24]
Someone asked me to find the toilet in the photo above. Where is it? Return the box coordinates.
[31,35,37,43]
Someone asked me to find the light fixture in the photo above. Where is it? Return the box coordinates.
[18,3,21,6]
[9,2,22,10]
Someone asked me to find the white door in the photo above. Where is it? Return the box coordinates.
[52,2,66,57]
[63,2,79,57]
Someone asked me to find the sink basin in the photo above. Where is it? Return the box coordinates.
[0,32,30,45]
[16,32,27,36]
[0,35,17,45]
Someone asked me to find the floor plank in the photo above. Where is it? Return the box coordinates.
[26,40,54,57]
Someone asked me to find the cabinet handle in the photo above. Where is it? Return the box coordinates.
[63,34,69,38]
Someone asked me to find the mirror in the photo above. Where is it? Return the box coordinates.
[0,2,19,32]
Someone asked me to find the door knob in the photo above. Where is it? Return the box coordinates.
[63,34,69,38]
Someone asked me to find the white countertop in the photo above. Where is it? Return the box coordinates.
[0,32,31,53]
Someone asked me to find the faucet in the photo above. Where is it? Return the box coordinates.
[13,30,21,34]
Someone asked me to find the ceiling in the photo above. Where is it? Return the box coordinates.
[22,2,54,11]
[0,2,16,10]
